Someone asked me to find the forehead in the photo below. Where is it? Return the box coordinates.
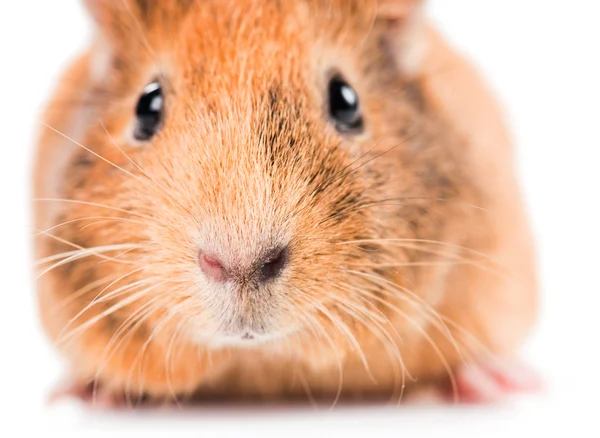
[156,0,378,81]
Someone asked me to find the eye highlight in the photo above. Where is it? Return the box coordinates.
[133,81,164,141]
[328,75,363,133]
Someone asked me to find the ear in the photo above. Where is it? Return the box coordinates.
[376,0,428,77]
[377,0,421,17]
[82,0,153,50]
[83,0,193,42]
[83,0,137,28]
[80,1,146,81]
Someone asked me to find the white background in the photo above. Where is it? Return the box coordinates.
[1,1,599,437]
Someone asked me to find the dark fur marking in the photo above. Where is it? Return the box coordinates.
[136,0,152,22]
[261,84,364,226]
[104,313,121,332]
[358,244,378,252]
[262,84,304,169]
[403,81,427,112]
[74,153,95,168]
[111,55,126,72]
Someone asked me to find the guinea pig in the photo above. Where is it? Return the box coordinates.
[32,0,540,407]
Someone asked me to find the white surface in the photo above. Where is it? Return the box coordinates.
[2,1,599,436]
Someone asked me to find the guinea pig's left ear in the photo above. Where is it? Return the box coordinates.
[83,0,190,35]
[376,0,428,77]
[83,0,137,30]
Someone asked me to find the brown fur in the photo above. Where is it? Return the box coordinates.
[32,0,537,403]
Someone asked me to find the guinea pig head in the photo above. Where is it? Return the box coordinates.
[37,0,479,364]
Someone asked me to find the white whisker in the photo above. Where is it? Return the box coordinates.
[33,198,154,220]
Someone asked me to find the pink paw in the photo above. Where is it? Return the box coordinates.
[451,359,542,404]
[48,381,129,409]
[406,359,543,405]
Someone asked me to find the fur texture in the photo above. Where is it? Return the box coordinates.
[32,0,537,403]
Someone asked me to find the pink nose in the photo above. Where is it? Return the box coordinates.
[198,252,228,282]
[198,246,289,284]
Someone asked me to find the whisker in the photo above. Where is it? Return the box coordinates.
[47,274,117,314]
[98,248,138,265]
[126,300,189,405]
[35,244,135,266]
[93,288,169,406]
[329,136,416,194]
[354,287,459,403]
[339,270,459,402]
[321,290,409,402]
[324,283,412,404]
[33,198,154,220]
[80,220,132,231]
[165,320,187,408]
[296,368,318,410]
[341,268,463,362]
[336,238,511,274]
[294,308,344,409]
[329,197,488,219]
[344,260,473,269]
[36,244,140,278]
[289,305,327,344]
[56,271,152,345]
[43,123,140,181]
[35,216,144,237]
[58,282,165,349]
[314,140,383,193]
[440,316,492,361]
[333,240,511,284]
[294,288,374,383]
[35,230,142,265]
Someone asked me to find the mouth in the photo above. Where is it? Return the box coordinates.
[204,331,277,348]
[190,311,301,349]
[193,325,298,349]
[241,332,256,340]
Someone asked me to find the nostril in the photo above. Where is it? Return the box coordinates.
[198,251,228,282]
[202,254,222,269]
[259,246,289,283]
[199,246,289,284]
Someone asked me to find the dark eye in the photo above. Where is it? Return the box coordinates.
[328,75,363,133]
[134,81,163,141]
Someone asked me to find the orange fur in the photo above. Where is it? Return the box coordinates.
[32,0,537,403]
